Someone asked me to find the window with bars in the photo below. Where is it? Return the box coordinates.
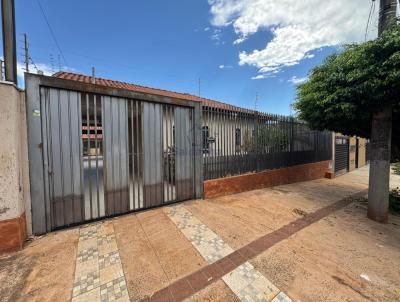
[235,128,241,147]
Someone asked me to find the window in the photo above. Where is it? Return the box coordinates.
[202,126,209,154]
[235,128,241,146]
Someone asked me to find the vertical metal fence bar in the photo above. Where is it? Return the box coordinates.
[130,101,135,210]
[94,95,100,217]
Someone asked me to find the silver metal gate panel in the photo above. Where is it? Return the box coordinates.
[103,96,130,215]
[162,105,176,202]
[41,87,84,229]
[175,107,194,201]
[82,93,105,220]
[142,102,164,207]
[26,73,203,234]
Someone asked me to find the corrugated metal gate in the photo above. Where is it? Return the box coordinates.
[335,136,349,175]
[26,74,202,234]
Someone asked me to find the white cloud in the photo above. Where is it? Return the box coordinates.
[211,28,222,41]
[251,74,276,80]
[0,56,53,82]
[219,64,233,69]
[16,61,54,80]
[1,56,74,86]
[204,27,210,31]
[251,74,266,80]
[288,76,308,85]
[208,0,379,76]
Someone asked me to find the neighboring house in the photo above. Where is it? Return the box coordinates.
[334,134,368,176]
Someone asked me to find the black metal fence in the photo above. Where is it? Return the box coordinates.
[202,105,332,180]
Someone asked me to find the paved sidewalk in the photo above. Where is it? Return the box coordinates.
[1,166,400,302]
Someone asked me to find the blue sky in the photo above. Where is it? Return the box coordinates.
[1,0,377,115]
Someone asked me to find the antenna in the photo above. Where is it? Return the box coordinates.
[198,78,201,97]
[91,67,96,84]
[255,92,259,111]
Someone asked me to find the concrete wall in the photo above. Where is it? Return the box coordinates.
[204,160,331,199]
[349,136,357,171]
[358,138,366,167]
[0,81,30,252]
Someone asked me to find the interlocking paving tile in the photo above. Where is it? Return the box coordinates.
[100,276,128,302]
[72,221,129,302]
[271,292,292,302]
[166,205,291,302]
[98,234,116,246]
[77,247,99,263]
[99,251,121,269]
[73,271,100,297]
[80,229,98,241]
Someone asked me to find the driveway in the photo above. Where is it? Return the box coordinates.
[1,165,400,302]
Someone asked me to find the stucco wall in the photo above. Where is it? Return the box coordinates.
[358,138,366,167]
[348,136,357,171]
[0,81,31,251]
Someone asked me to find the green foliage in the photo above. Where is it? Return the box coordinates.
[389,188,400,214]
[294,24,400,158]
[242,124,289,153]
[393,162,400,175]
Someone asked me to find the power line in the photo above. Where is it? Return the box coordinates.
[35,0,68,66]
[29,56,39,72]
[365,0,376,41]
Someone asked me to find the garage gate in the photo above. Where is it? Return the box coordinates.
[335,136,349,175]
[26,74,202,234]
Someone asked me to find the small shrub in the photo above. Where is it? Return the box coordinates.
[389,188,400,214]
[392,162,400,175]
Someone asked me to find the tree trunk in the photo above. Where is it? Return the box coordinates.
[368,105,392,223]
[367,0,397,223]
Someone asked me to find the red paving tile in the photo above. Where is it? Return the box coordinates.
[169,279,193,301]
[186,270,210,292]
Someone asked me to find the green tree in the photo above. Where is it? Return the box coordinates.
[294,23,400,222]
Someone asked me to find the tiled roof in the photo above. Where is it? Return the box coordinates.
[53,71,254,113]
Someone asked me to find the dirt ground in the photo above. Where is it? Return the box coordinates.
[0,228,79,302]
[1,165,399,302]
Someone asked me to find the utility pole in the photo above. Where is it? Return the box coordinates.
[367,0,397,223]
[50,54,54,74]
[1,0,17,84]
[23,33,29,73]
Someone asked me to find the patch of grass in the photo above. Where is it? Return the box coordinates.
[389,188,400,214]
[392,162,400,175]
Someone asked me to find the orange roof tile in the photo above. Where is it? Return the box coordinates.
[53,71,255,113]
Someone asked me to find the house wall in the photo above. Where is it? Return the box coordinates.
[0,81,30,253]
[203,114,252,156]
[358,138,366,167]
[349,136,357,171]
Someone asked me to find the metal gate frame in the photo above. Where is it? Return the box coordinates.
[334,135,349,175]
[25,73,203,234]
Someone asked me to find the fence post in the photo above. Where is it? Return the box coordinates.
[193,101,204,199]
